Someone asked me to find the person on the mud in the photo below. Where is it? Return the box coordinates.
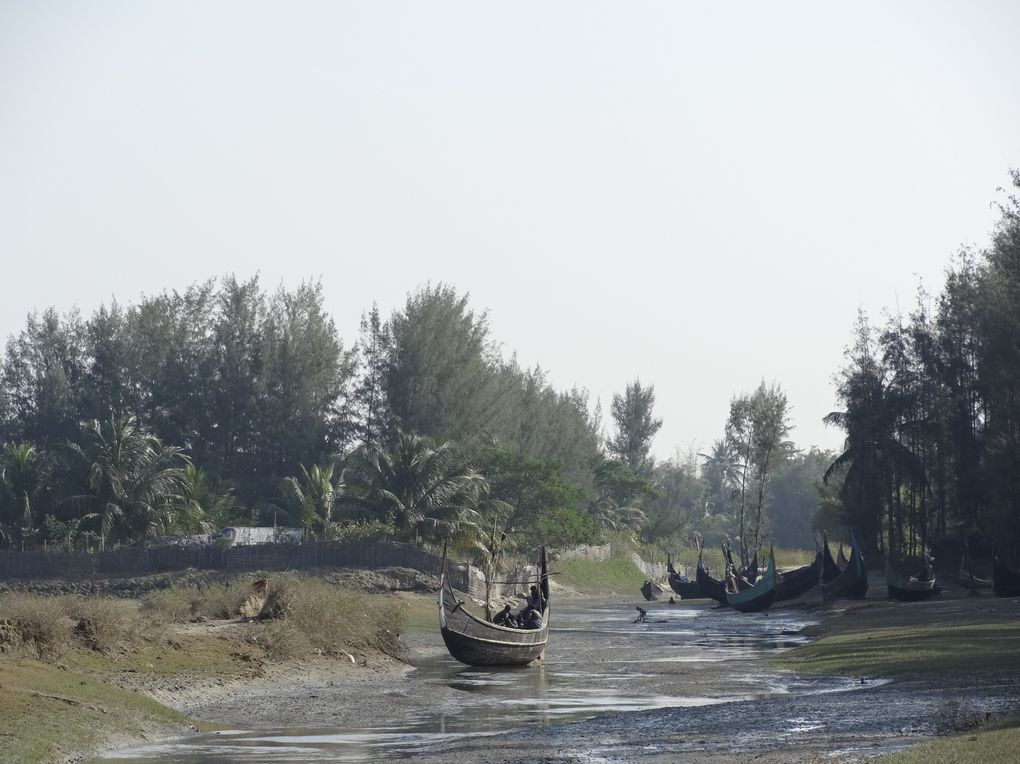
[493,604,515,627]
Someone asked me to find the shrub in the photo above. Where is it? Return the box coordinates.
[246,620,310,660]
[64,596,140,653]
[191,581,254,620]
[258,573,406,658]
[140,588,193,623]
[0,593,70,659]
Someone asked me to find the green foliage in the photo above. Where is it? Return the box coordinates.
[278,463,345,540]
[0,442,53,545]
[535,505,602,549]
[385,284,501,443]
[724,381,792,566]
[606,379,662,476]
[347,431,487,545]
[64,416,194,547]
[766,448,834,550]
[640,451,706,547]
[479,447,586,550]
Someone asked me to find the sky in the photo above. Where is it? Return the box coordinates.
[1,1,1018,459]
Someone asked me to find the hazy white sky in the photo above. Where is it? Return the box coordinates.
[1,1,1018,458]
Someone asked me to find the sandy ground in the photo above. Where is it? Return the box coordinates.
[89,587,1020,763]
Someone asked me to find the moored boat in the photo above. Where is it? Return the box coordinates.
[886,557,939,602]
[821,536,841,584]
[696,550,728,605]
[821,531,869,601]
[775,552,822,602]
[667,555,702,599]
[726,555,777,613]
[439,547,549,667]
[993,553,1020,598]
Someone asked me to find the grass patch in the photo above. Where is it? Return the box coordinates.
[775,597,1020,677]
[878,713,1020,763]
[0,658,187,763]
[554,555,646,594]
[249,573,405,658]
[0,593,71,659]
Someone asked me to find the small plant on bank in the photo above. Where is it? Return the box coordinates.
[0,593,70,659]
[248,573,406,659]
[140,588,194,623]
[63,596,141,654]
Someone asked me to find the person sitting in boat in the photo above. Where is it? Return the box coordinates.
[522,607,543,629]
[526,584,545,612]
[493,604,515,627]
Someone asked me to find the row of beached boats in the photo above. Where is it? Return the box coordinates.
[436,539,1020,668]
[650,533,1020,609]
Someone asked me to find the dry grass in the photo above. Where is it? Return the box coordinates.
[0,592,72,659]
[251,573,405,658]
[139,587,193,622]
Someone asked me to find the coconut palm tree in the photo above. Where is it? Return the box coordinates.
[180,465,238,529]
[279,463,345,540]
[348,431,488,546]
[65,415,191,547]
[824,368,925,558]
[0,443,52,546]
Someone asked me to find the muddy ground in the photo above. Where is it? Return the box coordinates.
[100,593,1020,763]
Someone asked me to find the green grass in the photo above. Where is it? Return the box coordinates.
[775,597,1020,677]
[553,554,646,594]
[877,713,1020,763]
[0,658,187,763]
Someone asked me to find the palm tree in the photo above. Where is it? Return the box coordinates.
[180,465,238,529]
[279,463,345,540]
[0,443,51,546]
[824,367,925,558]
[348,431,487,546]
[65,415,191,548]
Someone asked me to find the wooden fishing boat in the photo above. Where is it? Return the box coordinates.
[993,553,1020,598]
[886,557,938,602]
[640,580,667,601]
[722,544,756,591]
[821,531,869,601]
[775,552,822,602]
[836,543,848,568]
[667,555,702,598]
[696,552,728,605]
[438,547,549,667]
[726,555,776,613]
[821,536,841,584]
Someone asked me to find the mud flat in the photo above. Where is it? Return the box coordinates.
[83,589,1019,763]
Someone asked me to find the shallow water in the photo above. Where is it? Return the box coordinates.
[94,599,851,762]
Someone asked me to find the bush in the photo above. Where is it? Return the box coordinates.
[64,596,140,653]
[191,581,254,620]
[140,588,193,623]
[258,573,405,658]
[245,620,310,660]
[0,593,70,659]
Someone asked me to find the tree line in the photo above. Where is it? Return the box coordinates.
[823,171,1020,563]
[0,279,836,558]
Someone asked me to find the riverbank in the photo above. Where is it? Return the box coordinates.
[4,573,1020,763]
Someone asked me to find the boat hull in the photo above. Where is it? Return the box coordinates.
[438,547,549,667]
[440,625,547,667]
[822,532,869,602]
[726,557,777,613]
[775,553,822,602]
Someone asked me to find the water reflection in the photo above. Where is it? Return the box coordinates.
[95,600,828,762]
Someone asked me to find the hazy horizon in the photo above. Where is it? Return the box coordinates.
[3,1,1018,459]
